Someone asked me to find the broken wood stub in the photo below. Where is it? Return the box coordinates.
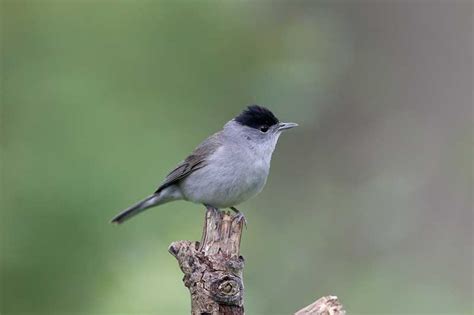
[169,209,245,315]
[294,295,346,315]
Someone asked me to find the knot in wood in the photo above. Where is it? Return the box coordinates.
[210,275,242,305]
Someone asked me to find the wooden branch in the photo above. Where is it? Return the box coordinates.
[169,208,245,315]
[169,208,346,315]
[294,296,346,315]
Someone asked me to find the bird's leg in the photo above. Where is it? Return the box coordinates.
[230,206,247,228]
[205,204,220,215]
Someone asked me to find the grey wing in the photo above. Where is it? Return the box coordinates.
[155,133,221,194]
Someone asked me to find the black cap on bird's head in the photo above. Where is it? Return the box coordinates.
[235,105,280,130]
[235,105,298,133]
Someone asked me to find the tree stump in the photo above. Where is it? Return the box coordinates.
[169,208,245,315]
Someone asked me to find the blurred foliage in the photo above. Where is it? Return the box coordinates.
[1,1,472,314]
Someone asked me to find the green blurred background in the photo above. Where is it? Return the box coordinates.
[1,1,472,314]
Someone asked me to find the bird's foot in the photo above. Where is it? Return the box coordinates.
[230,207,247,229]
[205,204,220,216]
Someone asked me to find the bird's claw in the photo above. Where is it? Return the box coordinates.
[234,212,248,229]
[230,207,247,229]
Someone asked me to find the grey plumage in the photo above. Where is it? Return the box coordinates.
[111,105,297,224]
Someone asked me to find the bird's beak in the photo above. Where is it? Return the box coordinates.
[277,122,298,131]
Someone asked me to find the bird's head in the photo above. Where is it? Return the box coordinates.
[226,105,297,155]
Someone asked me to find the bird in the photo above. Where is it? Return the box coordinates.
[111,105,297,224]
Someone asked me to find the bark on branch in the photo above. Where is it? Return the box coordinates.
[169,209,245,315]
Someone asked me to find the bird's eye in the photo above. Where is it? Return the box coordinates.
[260,125,269,132]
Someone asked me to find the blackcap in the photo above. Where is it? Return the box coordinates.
[111,105,297,224]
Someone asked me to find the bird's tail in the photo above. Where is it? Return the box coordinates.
[111,194,162,224]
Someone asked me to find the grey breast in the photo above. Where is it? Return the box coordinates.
[179,135,270,208]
